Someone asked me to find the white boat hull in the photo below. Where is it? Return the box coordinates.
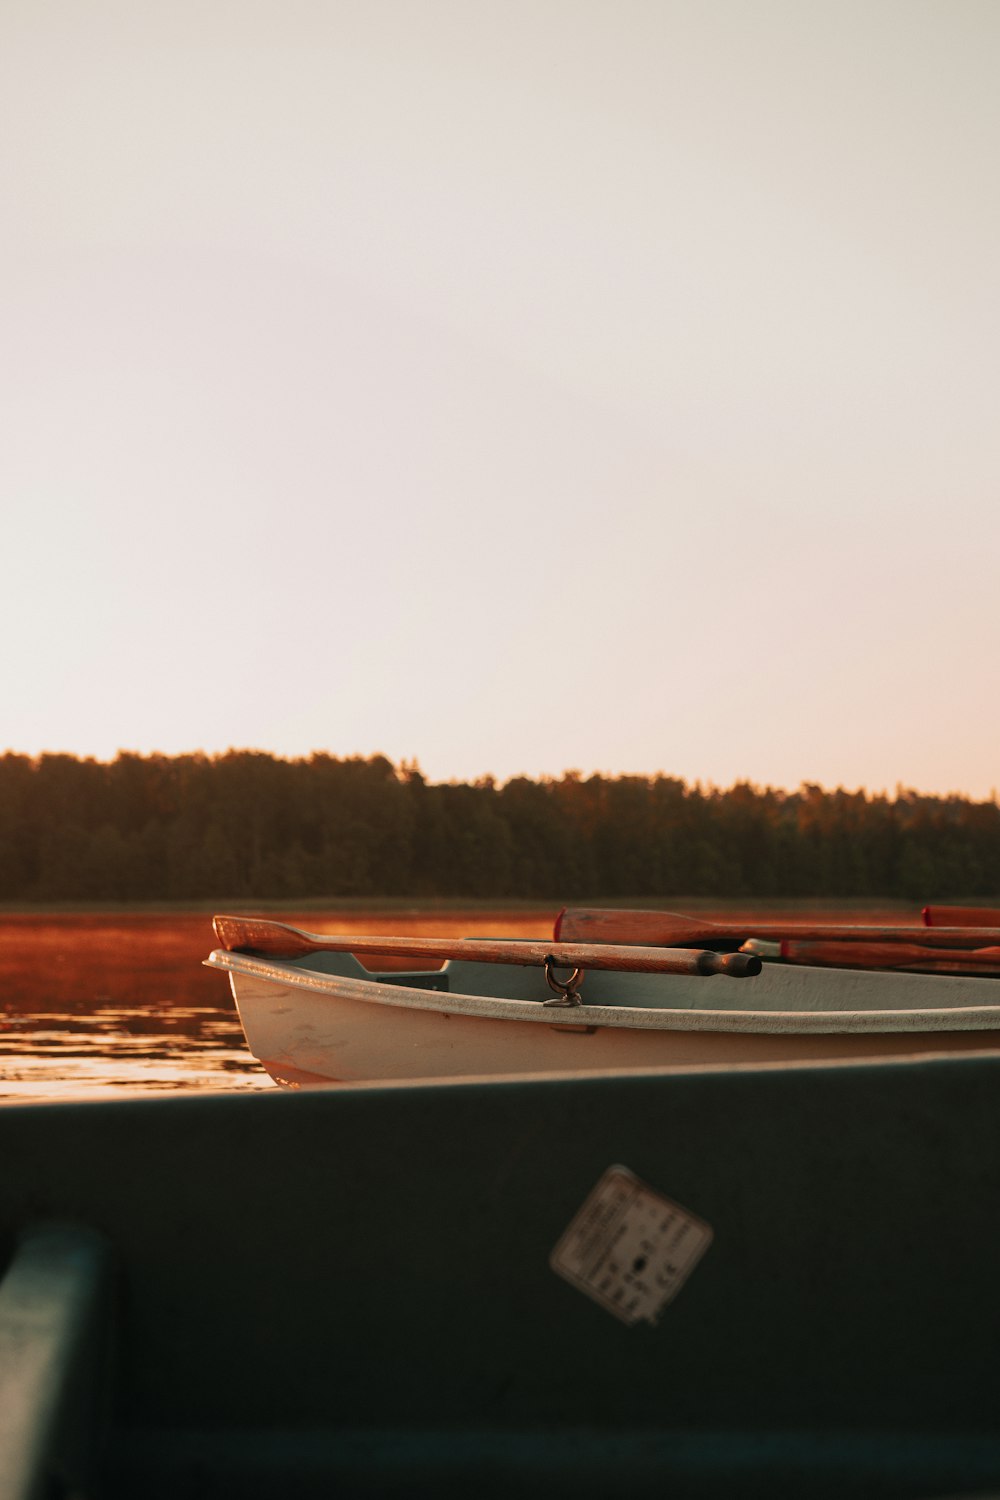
[206,948,1000,1085]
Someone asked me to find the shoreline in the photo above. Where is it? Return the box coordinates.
[0,894,982,917]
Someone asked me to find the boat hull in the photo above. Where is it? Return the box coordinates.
[5,1058,1000,1496]
[206,949,1000,1085]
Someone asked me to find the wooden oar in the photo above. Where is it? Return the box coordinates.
[555,906,1000,949]
[212,916,762,978]
[922,905,1000,928]
[778,940,1000,975]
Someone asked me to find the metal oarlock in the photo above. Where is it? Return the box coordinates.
[543,956,585,1007]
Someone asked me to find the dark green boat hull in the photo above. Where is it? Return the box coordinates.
[3,1056,1000,1497]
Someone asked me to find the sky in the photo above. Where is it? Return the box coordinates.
[2,0,998,796]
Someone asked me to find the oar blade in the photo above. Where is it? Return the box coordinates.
[923,904,1000,928]
[556,907,717,946]
[213,915,317,958]
[557,906,1000,950]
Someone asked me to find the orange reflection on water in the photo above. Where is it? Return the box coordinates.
[0,906,559,1101]
[0,1004,266,1102]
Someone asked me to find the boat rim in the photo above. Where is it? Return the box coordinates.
[205,948,1000,1036]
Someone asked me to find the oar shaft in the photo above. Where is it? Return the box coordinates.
[780,940,1000,974]
[212,916,761,978]
[556,907,1000,950]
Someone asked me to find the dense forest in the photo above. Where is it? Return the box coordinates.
[0,750,997,902]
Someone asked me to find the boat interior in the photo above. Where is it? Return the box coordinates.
[286,947,1000,1013]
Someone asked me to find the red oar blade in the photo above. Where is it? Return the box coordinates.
[922,905,1000,928]
[556,907,1000,949]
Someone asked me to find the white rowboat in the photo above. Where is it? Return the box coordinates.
[206,919,1000,1086]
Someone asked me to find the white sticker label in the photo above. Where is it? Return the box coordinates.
[550,1164,712,1326]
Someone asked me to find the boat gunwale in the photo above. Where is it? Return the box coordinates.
[205,949,1000,1036]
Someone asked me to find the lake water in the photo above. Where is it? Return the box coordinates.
[0,906,561,1102]
[0,901,919,1102]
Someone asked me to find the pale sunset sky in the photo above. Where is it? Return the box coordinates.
[2,1,998,795]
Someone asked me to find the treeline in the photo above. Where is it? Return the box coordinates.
[0,750,998,902]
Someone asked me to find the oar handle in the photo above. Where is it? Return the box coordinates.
[212,916,762,979]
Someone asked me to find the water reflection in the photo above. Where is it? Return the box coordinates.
[0,907,558,1102]
[0,1003,269,1102]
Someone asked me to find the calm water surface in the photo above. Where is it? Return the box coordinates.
[0,902,918,1102]
[0,907,560,1102]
